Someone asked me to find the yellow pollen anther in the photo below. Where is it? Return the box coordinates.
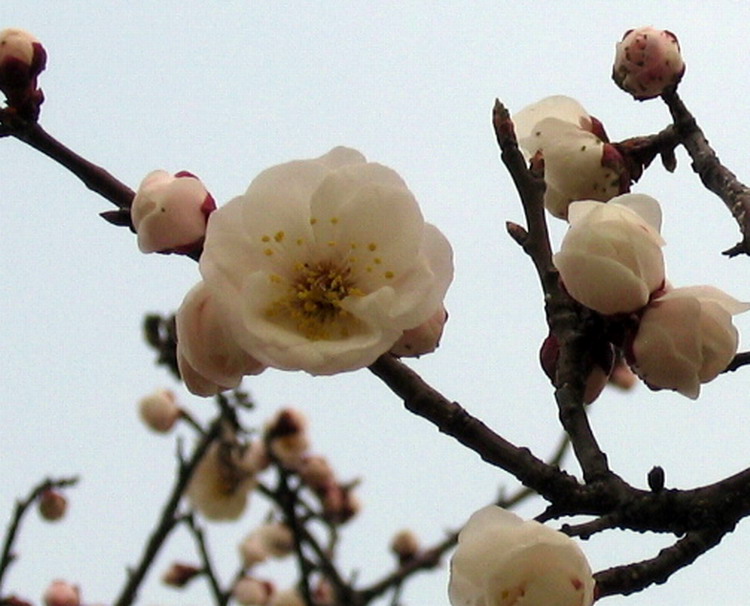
[261,235,271,242]
[368,243,377,251]
[274,231,285,242]
[269,274,282,284]
[374,257,382,265]
[296,238,303,246]
[310,217,318,225]
[330,217,339,225]
[264,248,273,256]
[384,271,394,279]
[327,241,336,247]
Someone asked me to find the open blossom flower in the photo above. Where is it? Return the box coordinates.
[613,27,685,100]
[199,147,453,375]
[553,193,665,315]
[631,286,750,399]
[186,441,257,521]
[449,506,594,606]
[177,281,266,396]
[514,96,628,218]
[131,170,216,254]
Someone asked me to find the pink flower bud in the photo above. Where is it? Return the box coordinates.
[0,28,46,117]
[38,489,67,522]
[390,306,448,357]
[298,455,335,494]
[632,286,749,398]
[232,577,274,606]
[42,581,80,606]
[613,27,685,100]
[390,529,421,562]
[177,281,266,396]
[264,408,310,469]
[161,562,201,588]
[130,170,216,254]
[138,388,181,433]
[322,484,361,525]
[238,523,295,568]
[553,194,665,315]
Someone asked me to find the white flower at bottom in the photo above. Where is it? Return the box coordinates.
[632,286,750,399]
[449,506,594,606]
[553,194,665,315]
[199,146,453,375]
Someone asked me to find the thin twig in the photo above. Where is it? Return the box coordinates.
[0,476,78,596]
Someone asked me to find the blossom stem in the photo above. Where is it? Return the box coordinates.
[0,476,78,597]
[113,418,221,606]
[661,90,750,256]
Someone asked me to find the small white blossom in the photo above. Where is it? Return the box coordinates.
[553,194,666,315]
[138,388,181,433]
[514,96,628,218]
[613,26,685,100]
[199,146,453,375]
[177,281,266,396]
[186,441,256,521]
[238,522,295,568]
[449,506,594,606]
[632,286,750,399]
[131,170,215,254]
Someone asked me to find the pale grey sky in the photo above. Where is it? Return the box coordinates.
[1,2,749,605]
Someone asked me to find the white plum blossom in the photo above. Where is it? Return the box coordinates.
[449,506,594,606]
[131,170,216,254]
[186,441,257,521]
[632,286,750,399]
[553,194,666,315]
[613,27,685,100]
[177,281,266,396]
[199,146,453,375]
[514,96,628,218]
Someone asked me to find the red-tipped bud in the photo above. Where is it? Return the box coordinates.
[613,27,685,100]
[0,28,46,119]
[42,581,80,606]
[161,562,201,588]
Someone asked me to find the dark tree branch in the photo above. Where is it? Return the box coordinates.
[0,476,78,597]
[724,351,750,373]
[184,514,227,606]
[113,419,221,606]
[661,90,750,256]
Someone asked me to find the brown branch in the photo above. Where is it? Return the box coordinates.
[184,514,227,606]
[0,476,78,597]
[113,419,221,606]
[724,351,750,373]
[661,90,750,256]
[594,526,726,598]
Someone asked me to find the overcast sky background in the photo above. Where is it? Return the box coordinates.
[1,2,750,605]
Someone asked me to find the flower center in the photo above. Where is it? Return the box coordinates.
[268,261,364,340]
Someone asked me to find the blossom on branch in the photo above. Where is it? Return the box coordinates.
[631,286,750,398]
[186,441,257,521]
[131,170,215,254]
[553,194,665,315]
[613,26,685,100]
[199,146,454,375]
[138,388,182,433]
[42,581,80,606]
[177,281,266,396]
[513,96,628,218]
[449,506,594,606]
